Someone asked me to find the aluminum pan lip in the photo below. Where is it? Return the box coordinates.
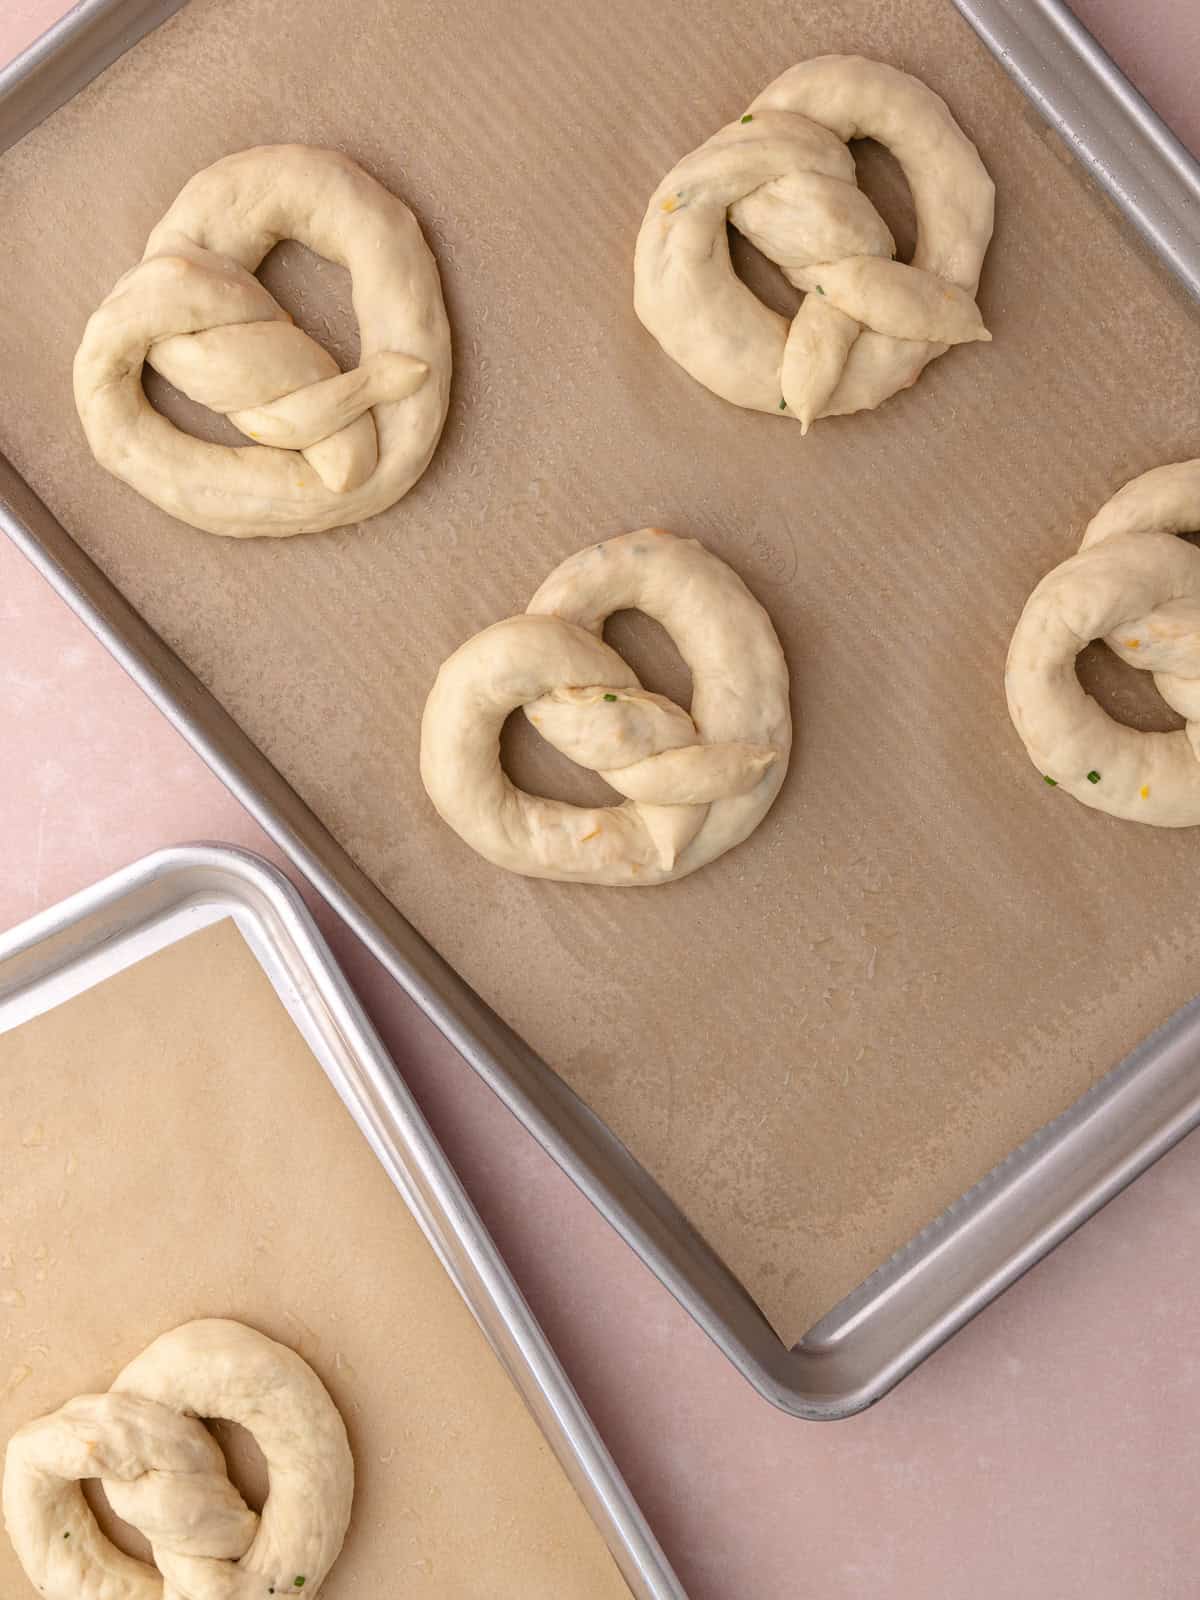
[952,0,1200,302]
[2,0,1199,1420]
[0,842,689,1600]
[0,0,190,154]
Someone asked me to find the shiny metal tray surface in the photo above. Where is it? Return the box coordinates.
[2,0,1200,1420]
[0,844,687,1600]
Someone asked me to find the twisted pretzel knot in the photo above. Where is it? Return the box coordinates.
[634,55,995,430]
[2,1320,353,1600]
[74,145,451,539]
[1007,460,1200,826]
[420,530,791,885]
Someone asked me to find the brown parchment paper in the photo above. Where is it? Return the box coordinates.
[2,0,1200,1346]
[0,919,630,1599]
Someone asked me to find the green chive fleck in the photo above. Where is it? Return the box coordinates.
[1043,775,1057,787]
[294,1581,306,1590]
[1087,770,1101,784]
[815,284,825,295]
[603,693,617,702]
[778,399,787,411]
[740,113,753,123]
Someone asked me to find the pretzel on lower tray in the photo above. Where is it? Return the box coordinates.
[2,1319,352,1600]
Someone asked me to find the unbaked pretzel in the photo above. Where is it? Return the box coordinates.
[634,56,995,429]
[2,1319,353,1600]
[74,145,451,538]
[1006,460,1200,825]
[420,530,791,884]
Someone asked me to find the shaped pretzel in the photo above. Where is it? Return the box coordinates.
[634,56,994,429]
[3,1320,353,1600]
[74,145,451,538]
[421,530,791,884]
[1007,461,1200,825]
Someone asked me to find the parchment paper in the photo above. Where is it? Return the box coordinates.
[0,919,630,1599]
[2,0,1200,1345]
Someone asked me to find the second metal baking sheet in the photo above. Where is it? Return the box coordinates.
[0,846,683,1599]
[1,0,1199,1351]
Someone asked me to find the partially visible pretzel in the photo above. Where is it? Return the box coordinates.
[74,145,451,538]
[2,1319,353,1600]
[634,56,994,429]
[1007,460,1200,825]
[420,530,791,885]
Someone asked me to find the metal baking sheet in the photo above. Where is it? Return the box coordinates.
[0,843,687,1600]
[2,0,1200,1419]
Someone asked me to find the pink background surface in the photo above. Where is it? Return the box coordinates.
[3,4,1199,1596]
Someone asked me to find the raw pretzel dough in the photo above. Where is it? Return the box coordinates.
[3,1319,353,1600]
[634,55,995,428]
[1006,460,1200,825]
[420,529,791,884]
[74,145,451,538]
